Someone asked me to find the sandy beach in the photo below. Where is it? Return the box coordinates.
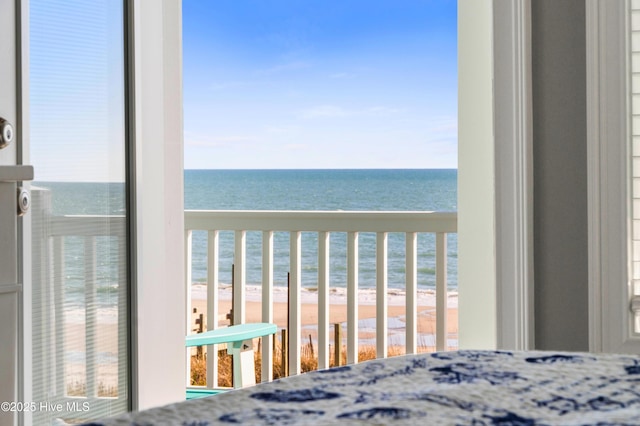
[189,293,459,348]
[65,285,458,394]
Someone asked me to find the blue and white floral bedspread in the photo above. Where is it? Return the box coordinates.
[87,350,640,425]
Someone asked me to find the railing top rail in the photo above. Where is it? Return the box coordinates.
[185,210,457,233]
[46,211,457,236]
[50,215,126,237]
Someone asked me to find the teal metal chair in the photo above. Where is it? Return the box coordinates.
[186,322,277,399]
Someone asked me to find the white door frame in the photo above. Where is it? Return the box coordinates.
[494,0,535,351]
[129,0,186,409]
[17,0,33,424]
[18,0,185,418]
[458,0,534,351]
[1,0,33,424]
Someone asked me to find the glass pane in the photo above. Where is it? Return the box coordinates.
[632,0,640,334]
[30,0,128,422]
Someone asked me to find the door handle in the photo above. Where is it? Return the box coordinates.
[0,166,34,216]
[17,187,29,216]
[0,117,14,149]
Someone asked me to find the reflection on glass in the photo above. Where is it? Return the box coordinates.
[30,0,128,422]
[633,2,640,334]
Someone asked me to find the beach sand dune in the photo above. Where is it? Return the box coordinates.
[190,295,459,349]
[64,290,458,394]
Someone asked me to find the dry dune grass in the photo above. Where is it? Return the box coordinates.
[190,341,413,388]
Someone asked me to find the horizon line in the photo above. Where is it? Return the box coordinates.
[184,167,458,171]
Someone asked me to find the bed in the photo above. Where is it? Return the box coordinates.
[85,350,640,425]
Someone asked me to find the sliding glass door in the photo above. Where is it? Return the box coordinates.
[29,0,130,422]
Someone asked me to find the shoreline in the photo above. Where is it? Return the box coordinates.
[191,283,458,307]
[64,287,459,391]
[64,286,459,325]
[189,288,459,348]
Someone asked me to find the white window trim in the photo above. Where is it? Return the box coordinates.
[494,0,535,350]
[459,0,534,351]
[586,0,640,353]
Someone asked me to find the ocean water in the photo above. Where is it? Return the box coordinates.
[35,169,458,313]
[185,169,458,290]
[32,182,127,313]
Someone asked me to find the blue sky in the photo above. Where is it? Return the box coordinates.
[30,0,125,182]
[183,0,457,169]
[29,0,125,182]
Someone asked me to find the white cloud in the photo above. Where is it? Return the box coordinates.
[300,105,351,118]
[366,106,403,115]
[299,104,403,119]
[209,81,256,91]
[265,125,300,134]
[284,143,308,151]
[329,72,356,79]
[257,61,311,75]
[426,116,457,137]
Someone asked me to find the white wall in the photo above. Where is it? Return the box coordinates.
[458,0,497,349]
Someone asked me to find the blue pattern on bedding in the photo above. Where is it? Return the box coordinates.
[250,388,341,403]
[218,408,326,425]
[336,407,426,420]
[428,363,523,385]
[624,360,640,375]
[84,350,640,425]
[525,354,592,364]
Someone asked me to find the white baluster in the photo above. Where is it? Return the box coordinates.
[262,231,274,382]
[289,231,302,375]
[207,230,219,388]
[85,236,97,397]
[436,232,448,351]
[405,232,417,354]
[118,232,128,400]
[318,231,330,369]
[347,232,358,364]
[53,237,64,396]
[376,232,388,359]
[185,230,193,386]
[234,230,246,324]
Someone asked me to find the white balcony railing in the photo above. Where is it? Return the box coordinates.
[48,214,128,407]
[32,204,457,410]
[31,206,128,422]
[185,210,457,391]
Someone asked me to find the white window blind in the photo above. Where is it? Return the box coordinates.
[630,0,640,333]
[29,0,129,422]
